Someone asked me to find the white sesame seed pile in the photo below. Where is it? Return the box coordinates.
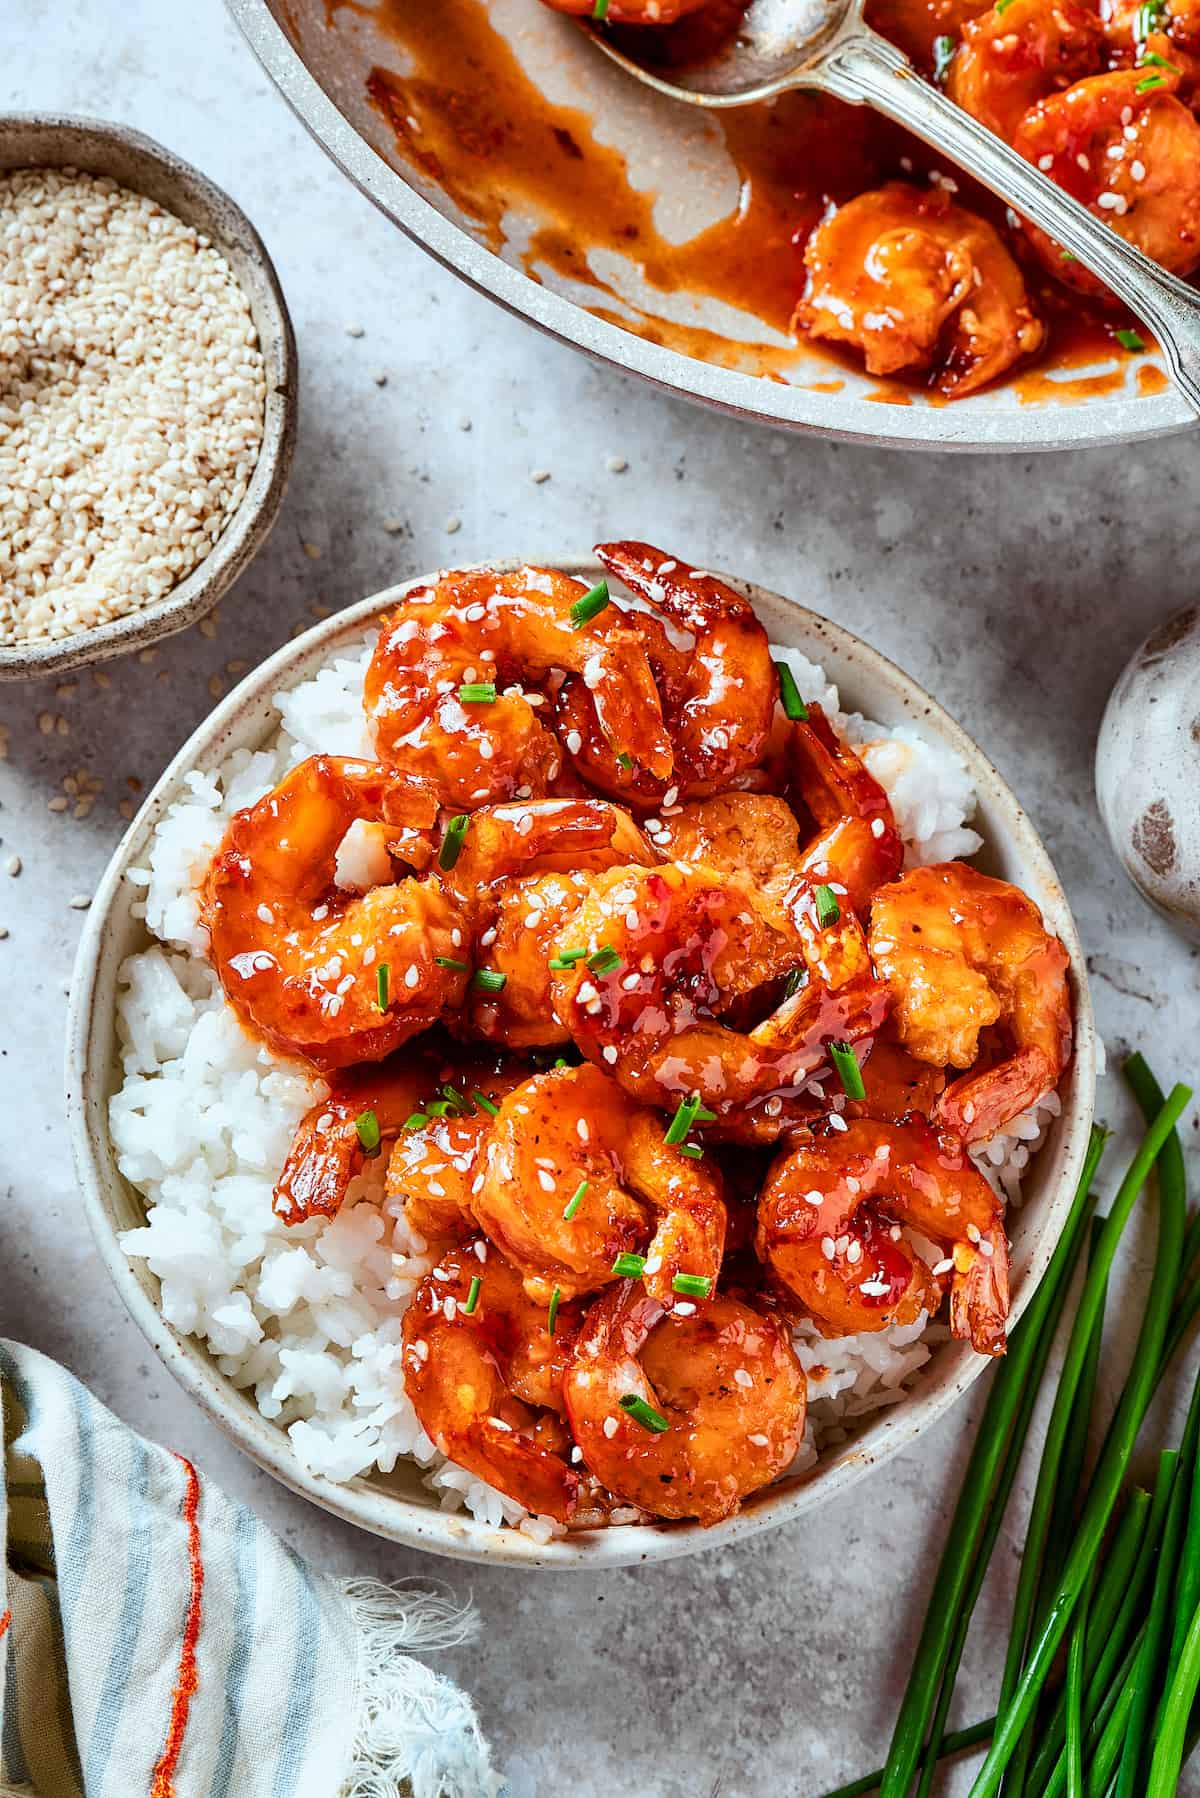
[0,167,266,643]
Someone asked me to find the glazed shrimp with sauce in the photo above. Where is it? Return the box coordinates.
[200,755,468,1070]
[554,862,889,1138]
[796,183,1045,397]
[757,1117,1010,1355]
[363,565,673,810]
[563,1284,807,1523]
[556,543,778,806]
[474,1064,727,1306]
[869,862,1072,1143]
[401,1242,590,1524]
[540,0,711,17]
[273,1050,524,1229]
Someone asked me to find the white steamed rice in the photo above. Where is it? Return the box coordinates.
[111,629,1062,1534]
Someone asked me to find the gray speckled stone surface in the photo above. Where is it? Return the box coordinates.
[4,2,1200,1792]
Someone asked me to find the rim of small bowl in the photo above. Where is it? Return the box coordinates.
[227,0,1190,455]
[65,557,1097,1568]
[0,113,297,680]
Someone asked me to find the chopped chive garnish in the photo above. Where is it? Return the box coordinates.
[553,1056,570,1068]
[932,32,956,79]
[1135,0,1164,31]
[1115,327,1146,352]
[593,0,610,17]
[673,1273,712,1297]
[435,955,470,972]
[463,1275,481,1315]
[548,947,587,971]
[1140,46,1178,66]
[586,944,622,976]
[775,660,809,721]
[783,966,808,1000]
[1060,248,1078,261]
[829,1040,866,1101]
[547,1286,562,1336]
[563,1179,588,1221]
[695,1103,717,1123]
[815,883,841,928]
[570,578,610,628]
[678,1143,705,1160]
[458,681,497,704]
[664,1093,702,1145]
[995,0,1016,13]
[403,1111,428,1131]
[1136,69,1166,87]
[425,1100,453,1117]
[472,967,507,993]
[612,1252,647,1279]
[355,1108,382,1156]
[472,1089,500,1117]
[441,1083,473,1115]
[617,752,634,770]
[376,963,390,1012]
[619,1394,669,1434]
[439,814,469,870]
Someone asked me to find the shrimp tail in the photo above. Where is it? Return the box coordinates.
[471,1419,581,1524]
[950,1230,1010,1356]
[274,1128,356,1224]
[595,540,759,637]
[935,1045,1057,1145]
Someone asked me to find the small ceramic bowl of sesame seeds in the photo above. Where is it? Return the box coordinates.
[0,114,296,679]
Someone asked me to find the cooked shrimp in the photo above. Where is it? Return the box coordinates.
[273,1050,524,1228]
[200,756,467,1069]
[846,1029,948,1122]
[947,0,1103,140]
[784,702,904,911]
[796,183,1044,397]
[364,565,673,809]
[556,543,777,806]
[1012,71,1200,292]
[401,1242,586,1523]
[460,805,659,1048]
[869,862,1072,1143]
[650,793,808,935]
[555,863,889,1137]
[757,1116,1010,1353]
[563,1285,807,1522]
[540,0,712,17]
[475,1064,726,1306]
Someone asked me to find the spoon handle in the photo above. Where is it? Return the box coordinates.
[818,32,1200,414]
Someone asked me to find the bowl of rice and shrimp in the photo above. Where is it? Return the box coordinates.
[66,557,1097,1568]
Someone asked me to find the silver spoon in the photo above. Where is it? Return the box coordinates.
[585,0,1200,413]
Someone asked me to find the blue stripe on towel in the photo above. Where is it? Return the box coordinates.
[59,1384,97,1625]
[85,1440,152,1794]
[270,1547,321,1797]
[208,1504,259,1798]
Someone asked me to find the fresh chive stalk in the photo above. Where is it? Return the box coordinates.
[586,944,622,976]
[376,963,390,1012]
[612,1252,647,1279]
[829,1041,866,1102]
[1065,1568,1092,1798]
[570,579,609,627]
[355,1108,382,1156]
[472,967,507,993]
[471,1089,499,1117]
[439,814,469,870]
[965,1076,1191,1798]
[875,1123,1107,1798]
[815,883,841,928]
[547,1286,561,1337]
[563,1180,588,1222]
[619,1394,668,1434]
[664,1093,703,1145]
[457,681,496,704]
[672,1273,712,1298]
[435,955,469,972]
[775,660,809,721]
[463,1275,481,1315]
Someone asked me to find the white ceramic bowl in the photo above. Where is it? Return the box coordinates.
[0,114,297,680]
[66,559,1097,1567]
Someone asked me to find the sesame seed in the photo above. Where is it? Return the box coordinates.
[602,1045,618,1065]
[603,1416,619,1438]
[734,1368,753,1389]
[673,1300,696,1317]
[68,893,91,910]
[932,1257,954,1276]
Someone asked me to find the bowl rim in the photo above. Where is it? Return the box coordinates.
[226,0,1190,454]
[65,556,1097,1568]
[0,111,298,680]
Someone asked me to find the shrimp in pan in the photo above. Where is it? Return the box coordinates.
[363,565,673,810]
[757,1117,1010,1354]
[200,755,467,1070]
[563,1285,807,1523]
[402,1242,588,1524]
[556,543,778,807]
[473,1064,726,1307]
[868,862,1072,1143]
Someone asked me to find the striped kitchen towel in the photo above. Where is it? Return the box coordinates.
[0,1340,502,1798]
